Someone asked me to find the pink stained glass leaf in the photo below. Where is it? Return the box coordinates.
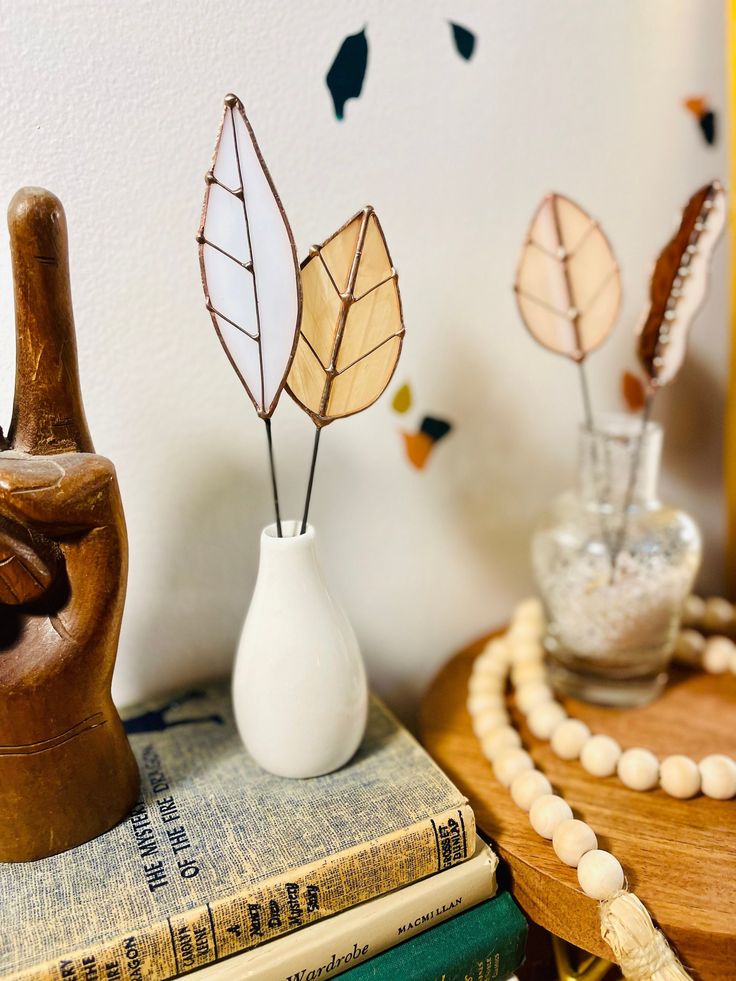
[513,193,621,362]
[198,94,302,418]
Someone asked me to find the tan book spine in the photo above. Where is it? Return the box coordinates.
[11,804,475,981]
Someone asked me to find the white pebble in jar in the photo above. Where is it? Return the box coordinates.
[660,755,700,799]
[617,748,659,791]
[580,735,621,777]
[510,769,552,811]
[550,719,590,761]
[552,818,597,867]
[529,794,573,839]
[577,849,624,900]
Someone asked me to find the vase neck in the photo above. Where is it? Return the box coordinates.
[578,415,662,510]
[257,522,320,577]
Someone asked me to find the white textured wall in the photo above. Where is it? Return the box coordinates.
[0,1,727,716]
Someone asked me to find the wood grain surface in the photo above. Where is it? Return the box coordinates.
[419,633,736,980]
[0,189,139,862]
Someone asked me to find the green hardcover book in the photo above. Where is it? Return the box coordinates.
[0,684,475,981]
[342,893,527,981]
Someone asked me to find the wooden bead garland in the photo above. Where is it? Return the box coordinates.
[702,636,734,674]
[510,768,552,810]
[480,727,520,757]
[701,596,734,631]
[467,593,736,801]
[677,593,736,675]
[527,700,567,739]
[463,597,733,980]
[553,818,598,867]
[550,718,590,760]
[617,748,660,791]
[577,850,625,901]
[529,793,573,838]
[493,747,534,787]
[581,734,621,778]
[698,754,736,800]
[659,755,701,799]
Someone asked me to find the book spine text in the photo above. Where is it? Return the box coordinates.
[14,804,475,981]
[345,894,527,981]
[196,839,496,979]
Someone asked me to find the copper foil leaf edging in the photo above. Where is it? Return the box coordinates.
[287,207,405,428]
[198,94,302,418]
[637,181,726,388]
[514,193,621,362]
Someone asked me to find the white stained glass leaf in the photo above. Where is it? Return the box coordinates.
[202,244,257,332]
[212,111,240,192]
[199,96,301,417]
[217,318,263,398]
[204,183,251,265]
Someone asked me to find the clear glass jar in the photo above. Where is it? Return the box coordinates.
[532,414,702,706]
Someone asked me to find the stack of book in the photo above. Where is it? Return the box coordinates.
[0,685,527,980]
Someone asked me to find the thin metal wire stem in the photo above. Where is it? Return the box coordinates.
[577,360,613,562]
[577,361,594,432]
[301,427,322,535]
[264,418,282,538]
[610,392,654,580]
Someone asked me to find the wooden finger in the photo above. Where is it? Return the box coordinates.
[0,516,58,605]
[7,187,94,455]
[0,452,115,534]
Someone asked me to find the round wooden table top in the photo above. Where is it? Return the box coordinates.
[419,633,736,980]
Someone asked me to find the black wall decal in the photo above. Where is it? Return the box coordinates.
[326,28,368,120]
[450,22,476,61]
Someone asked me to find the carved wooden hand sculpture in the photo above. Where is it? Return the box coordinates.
[0,188,139,862]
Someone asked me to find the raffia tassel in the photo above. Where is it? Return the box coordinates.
[600,891,692,980]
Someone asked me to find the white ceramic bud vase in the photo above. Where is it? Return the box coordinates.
[232,521,368,778]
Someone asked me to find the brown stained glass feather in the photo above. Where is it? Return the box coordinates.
[286,207,405,428]
[513,193,621,362]
[637,180,726,389]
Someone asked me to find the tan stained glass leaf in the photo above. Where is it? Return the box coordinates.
[513,193,621,361]
[287,207,405,427]
[637,180,726,388]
